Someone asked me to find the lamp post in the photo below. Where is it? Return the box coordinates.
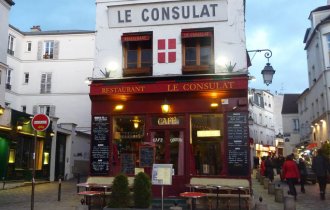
[247,49,275,85]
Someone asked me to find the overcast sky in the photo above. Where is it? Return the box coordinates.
[9,0,326,94]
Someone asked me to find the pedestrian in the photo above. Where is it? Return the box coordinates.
[282,154,300,200]
[265,156,274,182]
[298,158,307,193]
[260,156,266,177]
[312,149,330,200]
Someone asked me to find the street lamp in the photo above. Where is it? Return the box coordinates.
[247,49,275,86]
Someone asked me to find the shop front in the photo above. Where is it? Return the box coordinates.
[89,74,250,197]
[0,110,52,181]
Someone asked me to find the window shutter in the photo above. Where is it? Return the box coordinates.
[37,41,43,60]
[46,73,52,93]
[40,73,46,93]
[32,105,38,115]
[49,105,56,117]
[53,41,59,59]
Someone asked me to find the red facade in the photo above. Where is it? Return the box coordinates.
[89,74,250,197]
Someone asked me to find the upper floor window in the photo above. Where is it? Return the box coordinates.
[7,34,15,55]
[37,40,59,60]
[6,68,12,90]
[327,34,330,63]
[33,105,55,117]
[27,42,32,52]
[293,119,299,131]
[122,33,152,77]
[182,28,214,74]
[40,73,52,93]
[44,41,54,59]
[24,72,29,84]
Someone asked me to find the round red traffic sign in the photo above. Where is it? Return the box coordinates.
[31,114,50,131]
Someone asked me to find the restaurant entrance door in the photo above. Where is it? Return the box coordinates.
[150,130,185,196]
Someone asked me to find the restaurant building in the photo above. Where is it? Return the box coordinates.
[90,0,250,197]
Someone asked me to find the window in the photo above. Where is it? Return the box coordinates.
[6,68,12,90]
[182,28,214,74]
[24,72,29,84]
[40,73,51,93]
[190,114,224,175]
[14,138,44,170]
[44,41,54,59]
[21,105,26,113]
[7,34,14,55]
[293,119,299,131]
[327,34,330,63]
[27,42,32,52]
[122,33,152,77]
[112,116,145,175]
[33,105,55,116]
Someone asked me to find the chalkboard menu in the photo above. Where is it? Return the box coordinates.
[227,112,249,176]
[139,146,155,168]
[121,153,135,174]
[91,115,110,176]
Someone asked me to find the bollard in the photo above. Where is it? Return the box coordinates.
[58,178,62,201]
[256,170,260,180]
[2,177,5,190]
[260,176,265,185]
[263,178,269,189]
[268,182,275,194]
[274,184,283,203]
[284,195,296,210]
[255,197,268,210]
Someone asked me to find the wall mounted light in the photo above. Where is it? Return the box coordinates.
[210,103,219,109]
[161,99,170,114]
[43,152,49,165]
[247,49,275,86]
[0,105,4,115]
[8,149,15,163]
[114,104,124,111]
[17,121,23,131]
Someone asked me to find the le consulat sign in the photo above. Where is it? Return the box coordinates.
[108,0,228,28]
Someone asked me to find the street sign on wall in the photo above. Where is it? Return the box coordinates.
[31,114,50,131]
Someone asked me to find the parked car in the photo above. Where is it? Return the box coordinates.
[306,165,317,184]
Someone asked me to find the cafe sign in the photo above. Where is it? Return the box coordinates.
[90,77,248,96]
[108,0,228,28]
[158,116,180,125]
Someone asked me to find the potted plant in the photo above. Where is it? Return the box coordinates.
[107,173,130,208]
[133,172,152,209]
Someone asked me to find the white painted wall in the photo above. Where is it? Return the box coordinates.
[6,27,95,129]
[94,0,247,77]
[0,0,11,107]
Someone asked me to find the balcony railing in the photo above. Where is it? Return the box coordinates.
[7,49,14,56]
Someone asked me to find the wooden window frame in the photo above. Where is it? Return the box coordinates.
[182,30,214,74]
[122,34,153,77]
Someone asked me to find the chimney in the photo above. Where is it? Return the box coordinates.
[30,25,41,32]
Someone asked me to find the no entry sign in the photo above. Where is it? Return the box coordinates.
[31,114,50,131]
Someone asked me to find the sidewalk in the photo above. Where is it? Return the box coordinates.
[251,170,330,210]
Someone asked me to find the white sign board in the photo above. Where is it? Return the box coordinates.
[152,164,173,185]
[108,0,228,28]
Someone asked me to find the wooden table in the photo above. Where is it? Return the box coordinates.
[78,190,104,210]
[180,192,207,210]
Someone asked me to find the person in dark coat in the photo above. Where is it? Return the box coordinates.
[298,158,307,193]
[282,154,300,200]
[265,156,274,182]
[312,149,330,200]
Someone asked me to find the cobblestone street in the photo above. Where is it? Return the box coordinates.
[1,174,330,210]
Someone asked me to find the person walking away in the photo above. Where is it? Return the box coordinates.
[265,156,274,182]
[260,156,266,177]
[282,154,300,200]
[312,149,330,200]
[298,158,307,193]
